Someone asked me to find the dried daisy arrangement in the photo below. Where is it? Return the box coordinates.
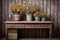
[9,4,23,15]
[9,3,24,21]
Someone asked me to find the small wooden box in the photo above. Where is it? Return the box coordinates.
[8,29,17,40]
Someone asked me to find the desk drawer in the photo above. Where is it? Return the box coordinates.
[24,24,51,28]
[7,24,24,28]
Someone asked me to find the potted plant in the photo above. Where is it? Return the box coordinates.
[33,11,41,21]
[40,11,46,21]
[10,4,23,21]
[26,6,33,21]
[23,4,36,21]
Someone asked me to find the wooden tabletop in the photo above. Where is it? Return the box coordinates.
[4,21,53,24]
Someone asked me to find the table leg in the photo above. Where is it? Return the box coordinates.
[50,28,51,40]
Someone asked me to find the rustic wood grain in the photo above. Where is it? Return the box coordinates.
[4,21,53,24]
[4,21,53,40]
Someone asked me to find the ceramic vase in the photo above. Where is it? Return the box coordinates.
[26,14,32,21]
[35,16,40,21]
[14,15,20,21]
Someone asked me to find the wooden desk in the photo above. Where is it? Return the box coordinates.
[4,21,53,40]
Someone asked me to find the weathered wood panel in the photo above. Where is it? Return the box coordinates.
[0,0,2,38]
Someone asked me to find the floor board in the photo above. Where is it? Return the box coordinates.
[1,38,60,40]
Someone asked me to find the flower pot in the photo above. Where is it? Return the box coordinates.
[26,14,32,21]
[14,15,20,21]
[35,16,40,21]
[41,16,46,21]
